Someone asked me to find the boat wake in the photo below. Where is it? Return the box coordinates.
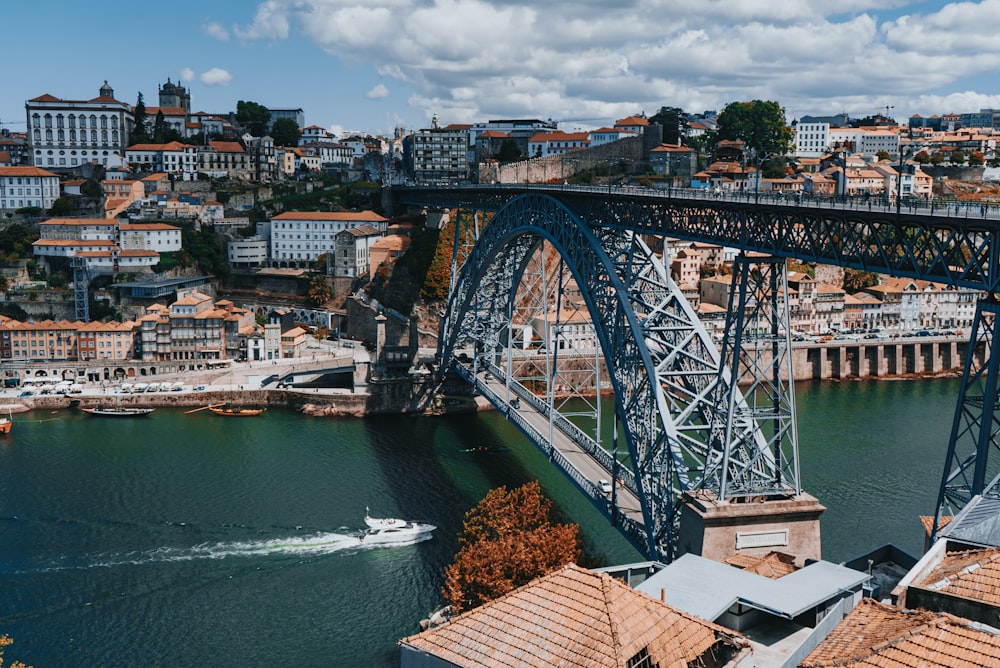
[28,529,431,573]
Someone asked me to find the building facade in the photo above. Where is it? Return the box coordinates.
[269,210,388,265]
[26,81,134,169]
[0,166,60,210]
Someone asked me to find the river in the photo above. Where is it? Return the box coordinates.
[0,378,957,666]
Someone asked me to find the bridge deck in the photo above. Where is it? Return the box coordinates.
[471,367,646,530]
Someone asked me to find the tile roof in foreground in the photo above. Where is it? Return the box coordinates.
[399,563,747,668]
[800,598,1000,667]
[918,547,1000,607]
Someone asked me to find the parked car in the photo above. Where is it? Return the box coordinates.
[599,479,612,494]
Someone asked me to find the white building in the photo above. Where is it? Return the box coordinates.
[0,166,60,210]
[32,218,179,273]
[228,237,269,267]
[25,81,134,170]
[269,210,388,265]
[794,122,830,158]
[527,131,589,157]
[125,141,198,181]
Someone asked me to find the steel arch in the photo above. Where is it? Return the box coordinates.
[440,193,743,560]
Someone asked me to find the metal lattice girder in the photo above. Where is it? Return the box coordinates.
[72,256,90,323]
[933,297,1000,540]
[439,193,765,561]
[708,255,801,500]
[398,186,1000,293]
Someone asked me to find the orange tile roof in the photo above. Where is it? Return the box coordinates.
[399,564,746,667]
[0,166,59,178]
[723,551,799,579]
[615,115,649,127]
[919,515,953,536]
[801,598,1000,667]
[917,547,1000,607]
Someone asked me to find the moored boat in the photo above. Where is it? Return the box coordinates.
[208,404,266,417]
[79,405,156,417]
[0,408,12,434]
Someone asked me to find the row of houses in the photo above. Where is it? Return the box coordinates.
[0,292,317,363]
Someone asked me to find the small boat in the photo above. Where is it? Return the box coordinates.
[360,510,435,545]
[79,405,156,417]
[459,444,511,454]
[0,408,12,434]
[208,404,266,417]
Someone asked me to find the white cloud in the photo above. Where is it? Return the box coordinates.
[179,68,195,82]
[203,21,230,41]
[367,83,390,99]
[200,68,233,86]
[234,0,291,41]
[234,1,1000,125]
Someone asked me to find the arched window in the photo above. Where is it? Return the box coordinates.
[68,114,76,129]
[58,130,65,141]
[33,129,40,142]
[112,130,119,144]
[91,130,97,143]
[101,130,108,143]
[111,116,118,129]
[70,129,76,141]
[44,114,52,128]
[32,114,40,128]
[89,114,97,128]
[45,129,52,142]
[101,115,108,129]
[56,114,64,128]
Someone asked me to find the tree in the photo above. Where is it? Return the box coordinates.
[0,633,29,668]
[876,150,891,161]
[236,100,272,137]
[497,138,522,163]
[950,150,966,165]
[649,106,689,145]
[843,269,878,292]
[308,275,331,306]
[970,150,985,166]
[271,118,301,147]
[715,100,793,158]
[442,481,582,612]
[913,150,931,164]
[131,92,149,144]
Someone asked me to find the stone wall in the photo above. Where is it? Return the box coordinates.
[492,137,645,184]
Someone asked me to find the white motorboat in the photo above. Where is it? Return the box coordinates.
[361,511,435,545]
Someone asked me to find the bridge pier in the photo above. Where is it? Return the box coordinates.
[677,490,825,566]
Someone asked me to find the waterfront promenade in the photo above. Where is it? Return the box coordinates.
[0,339,375,414]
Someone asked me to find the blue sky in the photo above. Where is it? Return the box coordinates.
[4,1,1000,138]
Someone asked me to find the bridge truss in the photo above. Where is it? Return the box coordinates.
[402,185,1000,556]
[438,193,800,560]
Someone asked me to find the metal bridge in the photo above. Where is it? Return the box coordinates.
[392,184,1000,562]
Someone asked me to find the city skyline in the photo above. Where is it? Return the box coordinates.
[3,1,1000,138]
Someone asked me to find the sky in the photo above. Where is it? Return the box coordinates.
[4,0,1000,138]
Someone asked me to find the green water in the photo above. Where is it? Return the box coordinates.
[0,378,958,665]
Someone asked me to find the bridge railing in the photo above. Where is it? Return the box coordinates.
[397,182,1000,220]
[483,361,638,493]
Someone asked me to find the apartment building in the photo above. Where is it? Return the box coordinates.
[0,166,60,210]
[270,210,388,265]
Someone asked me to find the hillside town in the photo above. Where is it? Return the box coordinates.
[0,80,997,376]
[5,79,1000,667]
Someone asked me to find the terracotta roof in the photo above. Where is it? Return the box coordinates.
[615,115,649,127]
[723,551,799,579]
[917,547,1000,606]
[208,141,245,153]
[919,515,953,536]
[801,598,1000,667]
[272,210,387,222]
[40,218,116,226]
[400,564,746,667]
[125,141,194,151]
[0,166,59,178]
[119,223,180,231]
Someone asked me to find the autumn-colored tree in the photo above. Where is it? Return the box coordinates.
[0,634,30,668]
[843,268,878,293]
[420,222,455,301]
[442,481,582,612]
